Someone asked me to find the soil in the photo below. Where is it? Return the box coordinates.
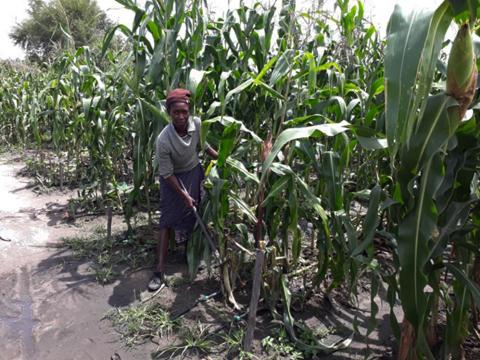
[3,151,476,360]
[0,153,154,360]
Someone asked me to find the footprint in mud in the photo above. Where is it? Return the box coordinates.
[0,267,39,359]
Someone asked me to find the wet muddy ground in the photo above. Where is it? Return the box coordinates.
[0,154,153,360]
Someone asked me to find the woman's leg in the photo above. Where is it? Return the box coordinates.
[155,227,170,273]
[149,228,170,290]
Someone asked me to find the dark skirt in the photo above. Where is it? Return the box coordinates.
[158,163,204,233]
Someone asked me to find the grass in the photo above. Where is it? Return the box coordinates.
[62,225,155,284]
[20,151,89,189]
[221,328,258,359]
[106,303,178,346]
[153,321,216,359]
[261,327,305,360]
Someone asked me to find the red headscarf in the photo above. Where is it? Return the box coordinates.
[166,88,191,113]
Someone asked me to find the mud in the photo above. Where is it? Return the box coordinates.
[0,154,153,360]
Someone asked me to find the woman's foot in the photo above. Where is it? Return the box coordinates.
[147,272,166,291]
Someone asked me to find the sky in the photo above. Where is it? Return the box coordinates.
[0,0,443,60]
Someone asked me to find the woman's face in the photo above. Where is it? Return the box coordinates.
[169,102,190,132]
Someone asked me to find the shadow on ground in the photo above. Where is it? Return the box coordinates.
[32,223,399,360]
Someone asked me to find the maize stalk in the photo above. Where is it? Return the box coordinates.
[446,23,477,119]
[473,254,480,326]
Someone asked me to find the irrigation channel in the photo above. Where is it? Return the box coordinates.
[0,151,404,359]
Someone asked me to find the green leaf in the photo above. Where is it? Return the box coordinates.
[255,56,277,82]
[218,122,240,167]
[447,0,475,22]
[357,136,388,150]
[188,225,207,278]
[371,77,385,96]
[447,263,480,310]
[229,191,257,223]
[351,185,382,257]
[321,151,343,211]
[269,49,295,85]
[260,121,350,185]
[187,69,206,98]
[254,79,285,99]
[385,2,453,158]
[307,53,317,95]
[262,176,290,205]
[284,114,329,128]
[201,116,262,146]
[327,96,347,120]
[397,153,444,328]
[224,78,253,111]
[429,200,475,259]
[226,157,259,184]
[400,94,459,177]
[316,61,343,74]
[138,98,170,126]
[268,162,329,233]
[146,20,160,42]
[102,24,132,58]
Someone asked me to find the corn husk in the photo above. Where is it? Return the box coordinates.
[446,23,477,119]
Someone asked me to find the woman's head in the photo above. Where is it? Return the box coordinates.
[166,88,191,132]
[166,88,191,114]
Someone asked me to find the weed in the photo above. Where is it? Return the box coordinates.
[262,326,304,360]
[261,322,333,359]
[61,226,154,284]
[107,303,178,346]
[166,275,190,288]
[221,328,258,359]
[153,321,215,359]
[92,265,117,284]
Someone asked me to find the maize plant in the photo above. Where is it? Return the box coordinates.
[2,0,480,357]
[385,1,480,358]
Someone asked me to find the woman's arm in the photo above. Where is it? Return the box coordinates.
[205,145,218,159]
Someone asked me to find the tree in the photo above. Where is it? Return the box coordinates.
[10,0,113,62]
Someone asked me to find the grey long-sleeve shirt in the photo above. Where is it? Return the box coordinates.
[155,116,202,178]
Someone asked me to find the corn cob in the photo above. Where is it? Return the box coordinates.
[446,23,477,119]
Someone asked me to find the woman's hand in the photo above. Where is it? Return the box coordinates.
[165,175,196,209]
[182,192,196,209]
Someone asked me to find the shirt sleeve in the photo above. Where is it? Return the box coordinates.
[156,135,174,178]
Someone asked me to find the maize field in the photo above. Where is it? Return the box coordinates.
[0,0,480,358]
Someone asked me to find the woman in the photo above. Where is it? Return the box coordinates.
[149,88,218,291]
